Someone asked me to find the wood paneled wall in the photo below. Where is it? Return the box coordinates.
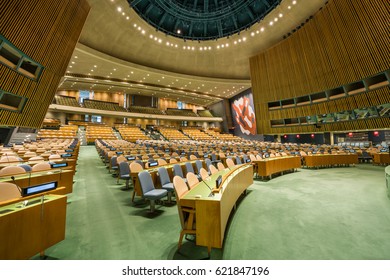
[250,0,390,134]
[0,0,90,128]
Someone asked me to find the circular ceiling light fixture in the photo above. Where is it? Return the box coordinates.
[128,0,281,41]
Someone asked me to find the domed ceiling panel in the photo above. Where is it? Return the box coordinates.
[128,0,282,41]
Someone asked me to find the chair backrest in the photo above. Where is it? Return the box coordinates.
[157,158,167,166]
[185,162,194,174]
[209,164,218,175]
[0,156,20,163]
[28,156,44,162]
[249,154,256,161]
[49,154,61,160]
[242,154,248,162]
[129,162,143,172]
[138,171,154,195]
[169,158,178,163]
[158,167,170,186]
[211,154,217,161]
[18,164,32,172]
[173,176,189,200]
[235,156,242,164]
[186,172,199,189]
[173,164,184,178]
[32,162,51,172]
[205,158,212,168]
[226,158,235,168]
[189,154,197,160]
[256,154,262,160]
[117,155,126,164]
[195,160,203,174]
[180,157,187,162]
[119,161,130,176]
[217,162,225,171]
[199,168,209,180]
[0,166,26,177]
[0,182,21,202]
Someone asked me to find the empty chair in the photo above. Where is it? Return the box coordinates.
[235,156,242,164]
[249,154,257,162]
[109,156,118,174]
[129,161,144,201]
[189,154,197,160]
[28,156,44,162]
[169,158,178,164]
[226,158,235,168]
[209,164,218,175]
[184,162,195,175]
[173,176,195,251]
[256,154,262,160]
[180,157,187,162]
[199,168,209,180]
[134,159,145,169]
[195,160,203,174]
[173,164,187,183]
[32,162,51,172]
[242,154,249,163]
[0,156,21,163]
[18,164,32,172]
[118,161,131,188]
[138,171,167,213]
[186,172,199,189]
[157,167,174,203]
[157,158,167,166]
[49,154,61,160]
[0,182,21,202]
[210,153,221,164]
[0,166,26,177]
[205,158,212,170]
[217,162,225,171]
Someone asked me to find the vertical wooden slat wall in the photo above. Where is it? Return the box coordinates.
[0,0,90,128]
[249,0,390,134]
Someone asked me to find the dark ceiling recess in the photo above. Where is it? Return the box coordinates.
[128,0,281,41]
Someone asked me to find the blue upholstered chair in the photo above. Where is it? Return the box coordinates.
[173,164,187,183]
[118,161,131,188]
[235,156,242,164]
[157,167,174,203]
[138,171,167,213]
[185,162,195,174]
[18,164,32,172]
[195,160,203,174]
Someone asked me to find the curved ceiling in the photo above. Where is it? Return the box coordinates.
[128,0,282,41]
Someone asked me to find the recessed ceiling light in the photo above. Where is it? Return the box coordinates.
[117,7,122,12]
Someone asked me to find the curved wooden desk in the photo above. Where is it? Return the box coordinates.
[303,154,358,168]
[180,164,253,253]
[252,156,301,179]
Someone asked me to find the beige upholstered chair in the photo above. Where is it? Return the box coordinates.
[0,182,21,202]
[186,172,199,190]
[0,166,26,177]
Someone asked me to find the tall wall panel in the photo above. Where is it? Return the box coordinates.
[0,0,90,128]
[250,0,390,134]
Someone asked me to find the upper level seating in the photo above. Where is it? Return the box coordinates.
[182,128,214,141]
[86,125,117,143]
[165,109,198,117]
[116,125,150,142]
[83,99,127,112]
[41,118,61,129]
[55,95,80,107]
[37,125,78,139]
[206,130,241,141]
[197,110,214,117]
[158,127,190,141]
[127,106,164,115]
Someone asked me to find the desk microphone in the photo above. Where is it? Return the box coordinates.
[202,178,214,197]
[11,176,23,195]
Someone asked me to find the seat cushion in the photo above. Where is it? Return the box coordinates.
[161,182,174,191]
[144,189,168,200]
[120,174,130,179]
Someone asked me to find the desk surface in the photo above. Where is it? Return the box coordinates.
[180,164,253,250]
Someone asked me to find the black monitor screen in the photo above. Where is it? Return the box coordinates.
[116,151,123,155]
[246,159,251,163]
[380,149,388,152]
[65,149,74,153]
[22,181,57,196]
[126,156,136,161]
[265,154,270,158]
[165,149,170,152]
[61,154,72,158]
[216,175,223,188]
[110,148,116,151]
[148,161,158,167]
[50,162,68,168]
[181,152,186,155]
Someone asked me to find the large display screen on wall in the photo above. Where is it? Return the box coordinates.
[230,90,257,137]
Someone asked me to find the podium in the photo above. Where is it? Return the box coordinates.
[0,194,67,259]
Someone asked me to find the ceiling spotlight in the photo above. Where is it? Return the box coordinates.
[177,29,181,34]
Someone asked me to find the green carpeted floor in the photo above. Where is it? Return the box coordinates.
[38,146,390,260]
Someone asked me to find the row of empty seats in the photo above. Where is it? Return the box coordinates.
[86,125,117,143]
[37,125,78,139]
[116,125,151,142]
[127,106,164,115]
[54,95,80,107]
[158,127,190,141]
[182,128,214,141]
[83,99,127,112]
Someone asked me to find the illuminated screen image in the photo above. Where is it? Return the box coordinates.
[231,92,257,136]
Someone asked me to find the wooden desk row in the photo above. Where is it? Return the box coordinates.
[180,164,253,253]
[0,194,67,259]
[252,156,301,179]
[0,169,74,196]
[303,154,359,168]
[373,153,390,165]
